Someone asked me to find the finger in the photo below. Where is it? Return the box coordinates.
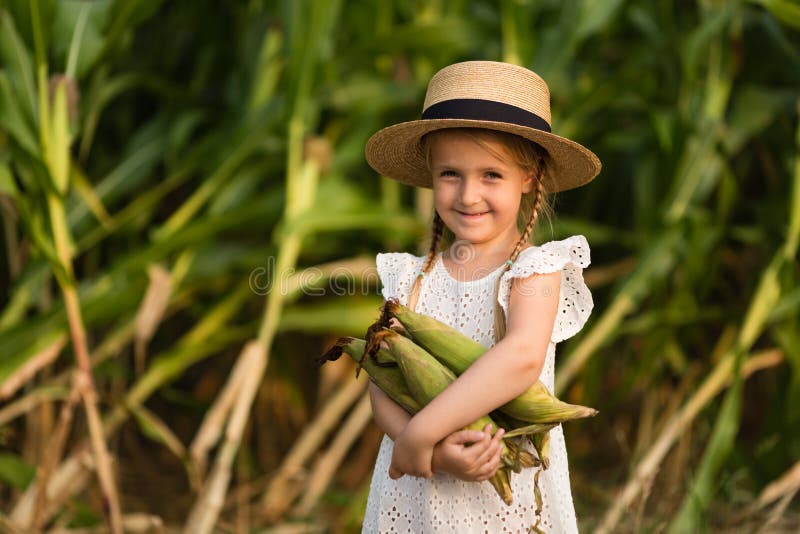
[486,460,501,478]
[472,446,502,476]
[486,446,502,469]
[489,428,505,456]
[476,466,499,482]
[490,449,502,471]
[494,438,504,458]
[476,441,497,466]
[478,456,502,481]
[488,426,504,445]
[447,429,485,445]
[468,436,490,461]
[486,428,505,457]
[476,469,492,482]
[463,439,491,465]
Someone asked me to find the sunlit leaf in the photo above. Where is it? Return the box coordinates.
[749,0,800,31]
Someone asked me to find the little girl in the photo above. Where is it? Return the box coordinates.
[361,61,600,533]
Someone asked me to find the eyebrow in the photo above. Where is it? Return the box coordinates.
[432,164,507,173]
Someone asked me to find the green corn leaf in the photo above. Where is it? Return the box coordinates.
[280,297,384,336]
[46,77,71,194]
[0,453,36,490]
[749,0,800,31]
[0,160,16,195]
[0,73,40,157]
[0,8,37,118]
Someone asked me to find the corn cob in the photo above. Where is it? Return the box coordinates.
[370,299,587,475]
[379,330,538,466]
[532,431,551,470]
[321,337,547,445]
[488,466,513,507]
[319,337,420,414]
[380,329,548,505]
[374,299,598,424]
[320,335,543,505]
[323,335,529,504]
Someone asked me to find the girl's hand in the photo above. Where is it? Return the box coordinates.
[388,419,437,479]
[432,424,505,482]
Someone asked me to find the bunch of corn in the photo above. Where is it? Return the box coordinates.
[319,298,598,511]
[376,298,598,426]
[320,335,541,504]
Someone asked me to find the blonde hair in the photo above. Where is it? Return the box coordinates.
[406,128,554,343]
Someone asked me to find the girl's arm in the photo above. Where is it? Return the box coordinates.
[389,270,561,479]
[370,380,505,480]
[368,381,411,440]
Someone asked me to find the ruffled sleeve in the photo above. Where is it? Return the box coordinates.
[375,252,424,305]
[497,235,594,344]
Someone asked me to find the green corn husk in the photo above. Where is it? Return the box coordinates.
[323,336,539,467]
[488,466,513,507]
[506,383,597,424]
[317,333,553,505]
[320,337,421,414]
[320,335,543,505]
[379,299,598,424]
[380,331,538,467]
[532,467,545,533]
[322,338,545,438]
[532,431,551,470]
[377,298,489,373]
[491,411,556,440]
[492,412,553,470]
[382,330,545,505]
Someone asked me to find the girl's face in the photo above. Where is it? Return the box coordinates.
[430,131,534,254]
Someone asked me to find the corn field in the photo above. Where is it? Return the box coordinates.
[0,0,799,532]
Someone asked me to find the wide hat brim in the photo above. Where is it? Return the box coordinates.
[365,118,602,194]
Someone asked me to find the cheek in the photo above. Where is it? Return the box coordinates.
[494,188,524,216]
[433,182,455,205]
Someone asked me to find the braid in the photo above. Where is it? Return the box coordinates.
[407,211,444,312]
[511,153,547,262]
[493,154,547,342]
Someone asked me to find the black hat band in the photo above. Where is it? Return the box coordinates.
[421,98,552,133]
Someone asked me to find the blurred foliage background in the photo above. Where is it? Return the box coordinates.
[1,0,799,532]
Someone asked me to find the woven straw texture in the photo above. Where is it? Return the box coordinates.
[424,62,552,124]
[365,61,601,193]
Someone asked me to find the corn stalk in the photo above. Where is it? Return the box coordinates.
[599,96,800,532]
[25,1,122,531]
[667,96,800,532]
[184,4,342,531]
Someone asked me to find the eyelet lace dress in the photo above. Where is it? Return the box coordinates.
[362,235,594,534]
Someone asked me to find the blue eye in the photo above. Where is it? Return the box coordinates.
[440,170,459,177]
[485,172,502,180]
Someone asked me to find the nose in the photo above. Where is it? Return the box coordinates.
[459,176,481,206]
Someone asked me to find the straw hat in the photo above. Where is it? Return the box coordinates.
[365,61,601,193]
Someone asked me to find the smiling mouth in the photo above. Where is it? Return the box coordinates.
[457,210,489,218]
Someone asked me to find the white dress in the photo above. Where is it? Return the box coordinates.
[362,235,594,534]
